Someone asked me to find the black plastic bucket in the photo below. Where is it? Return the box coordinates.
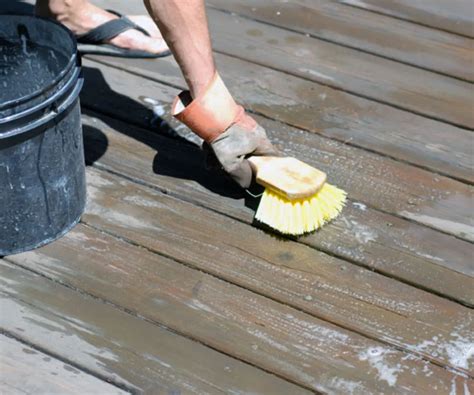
[0,15,86,255]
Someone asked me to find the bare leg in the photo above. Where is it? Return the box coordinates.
[142,0,279,190]
[143,0,215,98]
[36,0,169,55]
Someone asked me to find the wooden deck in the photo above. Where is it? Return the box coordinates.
[1,0,473,393]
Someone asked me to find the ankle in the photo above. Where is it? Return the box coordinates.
[35,0,105,35]
[35,0,84,21]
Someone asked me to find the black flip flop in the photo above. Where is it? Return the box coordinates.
[76,10,171,58]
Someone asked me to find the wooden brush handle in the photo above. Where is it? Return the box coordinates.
[247,156,279,173]
[248,156,327,199]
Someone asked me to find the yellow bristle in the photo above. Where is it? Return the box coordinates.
[254,183,347,235]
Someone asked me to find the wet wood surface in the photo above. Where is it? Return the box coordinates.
[0,259,306,395]
[3,0,474,393]
[5,193,472,392]
[79,168,474,375]
[208,0,474,81]
[90,0,474,128]
[339,0,474,37]
[85,54,474,184]
[80,60,474,244]
[78,107,474,307]
[0,333,127,395]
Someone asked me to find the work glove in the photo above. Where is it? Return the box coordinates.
[203,114,279,188]
[172,73,279,188]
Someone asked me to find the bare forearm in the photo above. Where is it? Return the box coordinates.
[143,0,215,98]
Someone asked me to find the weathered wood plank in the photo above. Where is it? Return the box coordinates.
[23,165,473,377]
[89,0,474,128]
[85,55,474,184]
[0,334,127,395]
[0,259,307,395]
[207,8,474,128]
[78,105,474,306]
[79,168,474,374]
[340,0,474,38]
[79,60,474,243]
[208,0,474,81]
[82,168,474,374]
[6,208,471,393]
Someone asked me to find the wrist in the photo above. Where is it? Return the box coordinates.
[172,72,242,142]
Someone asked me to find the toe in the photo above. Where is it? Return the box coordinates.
[109,29,169,55]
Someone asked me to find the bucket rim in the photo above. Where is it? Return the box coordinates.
[0,72,83,139]
[0,14,78,112]
[0,65,81,126]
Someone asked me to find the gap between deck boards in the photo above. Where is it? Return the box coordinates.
[339,0,474,38]
[20,163,474,377]
[1,1,472,394]
[78,106,474,309]
[83,54,474,186]
[0,259,310,395]
[4,207,474,393]
[207,0,474,83]
[80,57,474,245]
[76,58,474,307]
[10,0,474,127]
[89,0,474,129]
[0,329,131,394]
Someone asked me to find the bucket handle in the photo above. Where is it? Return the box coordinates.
[0,66,81,126]
[0,75,84,140]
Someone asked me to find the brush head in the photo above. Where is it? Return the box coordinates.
[248,156,346,235]
[254,183,347,235]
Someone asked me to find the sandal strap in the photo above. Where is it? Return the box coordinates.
[105,8,150,36]
[76,13,150,44]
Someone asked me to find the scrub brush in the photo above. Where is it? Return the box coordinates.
[248,156,346,235]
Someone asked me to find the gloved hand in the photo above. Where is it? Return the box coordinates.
[204,118,279,188]
[171,72,279,188]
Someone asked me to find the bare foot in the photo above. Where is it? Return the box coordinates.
[37,2,169,55]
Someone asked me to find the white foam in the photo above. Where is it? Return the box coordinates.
[329,377,366,394]
[464,380,472,395]
[152,104,166,117]
[359,347,401,387]
[408,332,474,371]
[247,328,289,352]
[450,377,457,395]
[342,218,377,244]
[298,68,335,81]
[352,202,367,211]
[142,97,159,105]
[445,333,474,370]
